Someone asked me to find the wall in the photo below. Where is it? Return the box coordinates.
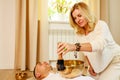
[100,0,109,23]
[0,0,16,69]
[109,0,120,44]
[100,0,120,44]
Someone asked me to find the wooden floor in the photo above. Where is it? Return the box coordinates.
[0,69,34,80]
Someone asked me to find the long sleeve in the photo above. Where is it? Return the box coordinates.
[90,21,106,52]
[76,20,120,73]
[88,21,120,73]
[90,20,115,52]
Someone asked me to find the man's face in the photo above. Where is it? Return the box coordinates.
[35,62,51,79]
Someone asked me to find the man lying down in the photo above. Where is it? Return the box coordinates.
[33,61,95,80]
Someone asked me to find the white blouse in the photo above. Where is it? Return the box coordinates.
[76,20,120,73]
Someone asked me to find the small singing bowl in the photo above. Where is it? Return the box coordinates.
[15,72,27,80]
[64,60,84,68]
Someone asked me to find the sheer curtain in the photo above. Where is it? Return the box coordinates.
[15,0,38,71]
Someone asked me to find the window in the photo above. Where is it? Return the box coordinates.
[48,0,83,22]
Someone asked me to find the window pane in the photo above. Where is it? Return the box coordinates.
[48,0,83,21]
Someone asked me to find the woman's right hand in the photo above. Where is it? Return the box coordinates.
[57,42,76,55]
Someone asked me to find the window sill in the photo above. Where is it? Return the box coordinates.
[48,20,69,24]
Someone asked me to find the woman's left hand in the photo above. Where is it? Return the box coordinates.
[89,66,97,76]
[57,42,76,55]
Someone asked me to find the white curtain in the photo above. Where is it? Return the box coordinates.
[15,0,38,71]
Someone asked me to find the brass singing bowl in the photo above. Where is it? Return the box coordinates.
[64,60,84,67]
[60,60,85,78]
[15,72,28,80]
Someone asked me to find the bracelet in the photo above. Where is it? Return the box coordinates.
[75,43,81,51]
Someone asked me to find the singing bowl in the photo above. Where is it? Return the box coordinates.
[60,60,85,78]
[64,60,84,67]
[15,71,28,80]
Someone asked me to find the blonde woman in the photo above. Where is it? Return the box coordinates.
[57,2,120,80]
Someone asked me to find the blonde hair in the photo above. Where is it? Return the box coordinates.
[69,2,97,35]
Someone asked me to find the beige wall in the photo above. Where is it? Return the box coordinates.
[0,0,16,69]
[100,0,109,23]
[100,0,120,45]
[109,0,120,45]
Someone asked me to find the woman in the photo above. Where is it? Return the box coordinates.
[57,2,120,80]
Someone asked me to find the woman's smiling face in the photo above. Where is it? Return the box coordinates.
[72,9,88,28]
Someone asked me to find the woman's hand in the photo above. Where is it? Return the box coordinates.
[88,66,97,76]
[57,42,76,55]
[85,56,97,76]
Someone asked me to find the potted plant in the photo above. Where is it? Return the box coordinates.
[52,0,72,21]
[54,0,71,14]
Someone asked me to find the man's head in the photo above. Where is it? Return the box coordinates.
[33,62,52,80]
